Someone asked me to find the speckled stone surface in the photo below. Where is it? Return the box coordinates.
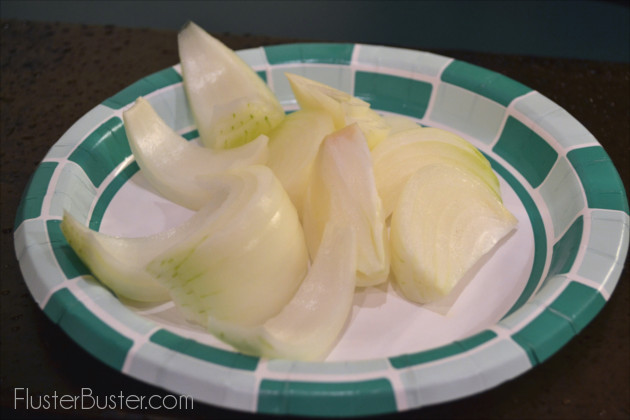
[1,19,628,419]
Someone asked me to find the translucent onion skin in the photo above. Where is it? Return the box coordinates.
[390,163,518,304]
[147,165,310,327]
[178,22,285,149]
[124,97,269,210]
[206,224,357,361]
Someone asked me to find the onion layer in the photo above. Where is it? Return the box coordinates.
[178,22,285,149]
[390,162,517,303]
[124,97,269,210]
[303,124,389,287]
[286,73,390,149]
[206,224,357,361]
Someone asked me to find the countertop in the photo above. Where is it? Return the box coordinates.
[1,20,628,419]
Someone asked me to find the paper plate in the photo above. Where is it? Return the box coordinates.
[13,43,629,417]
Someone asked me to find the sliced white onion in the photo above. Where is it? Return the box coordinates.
[266,109,335,215]
[372,126,501,218]
[62,165,309,326]
[146,165,309,327]
[207,223,357,361]
[302,123,389,287]
[123,97,269,210]
[59,189,231,303]
[285,73,390,149]
[390,162,518,304]
[178,22,285,149]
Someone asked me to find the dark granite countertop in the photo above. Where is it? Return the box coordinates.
[1,20,628,419]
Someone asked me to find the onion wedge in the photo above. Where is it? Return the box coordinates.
[286,73,390,149]
[207,224,357,361]
[302,123,389,287]
[61,165,308,326]
[60,211,172,302]
[372,126,501,218]
[146,165,309,327]
[266,109,335,215]
[390,162,517,303]
[123,97,269,210]
[178,22,285,149]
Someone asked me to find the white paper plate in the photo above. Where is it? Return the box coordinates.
[14,43,629,417]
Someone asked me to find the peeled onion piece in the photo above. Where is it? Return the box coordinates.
[207,223,357,361]
[266,109,335,215]
[372,126,501,218]
[178,22,285,149]
[302,123,389,287]
[60,212,172,302]
[390,162,518,304]
[123,97,269,210]
[285,73,390,149]
[146,165,309,327]
[61,165,309,326]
